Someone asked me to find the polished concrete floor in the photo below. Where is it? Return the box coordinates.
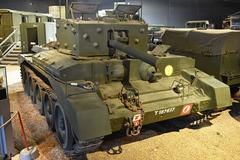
[1,65,21,86]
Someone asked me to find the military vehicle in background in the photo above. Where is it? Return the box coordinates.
[162,29,240,98]
[0,9,53,58]
[0,9,53,42]
[185,20,214,29]
[19,1,231,156]
[148,24,174,51]
[223,11,240,30]
[20,22,57,53]
[229,16,240,30]
[222,17,231,29]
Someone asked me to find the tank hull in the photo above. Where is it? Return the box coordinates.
[19,50,231,154]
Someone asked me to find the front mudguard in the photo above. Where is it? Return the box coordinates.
[66,92,112,140]
[50,79,112,141]
[182,68,232,110]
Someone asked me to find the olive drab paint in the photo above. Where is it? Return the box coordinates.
[163,29,240,87]
[19,5,232,155]
[0,9,53,57]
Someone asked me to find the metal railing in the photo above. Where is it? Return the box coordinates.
[0,29,18,59]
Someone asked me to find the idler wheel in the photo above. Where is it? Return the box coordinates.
[54,103,74,150]
[43,93,55,130]
[34,84,43,114]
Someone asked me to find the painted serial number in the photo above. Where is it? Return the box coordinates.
[154,107,175,116]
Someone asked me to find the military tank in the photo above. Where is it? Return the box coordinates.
[19,2,231,156]
[162,28,240,99]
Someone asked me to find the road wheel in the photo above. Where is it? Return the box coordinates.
[43,93,55,130]
[54,103,74,150]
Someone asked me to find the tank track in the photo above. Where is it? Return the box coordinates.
[64,137,103,157]
[189,111,213,126]
[20,63,103,156]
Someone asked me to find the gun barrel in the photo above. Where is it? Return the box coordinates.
[109,40,157,67]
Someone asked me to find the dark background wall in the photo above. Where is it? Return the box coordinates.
[0,0,124,13]
[126,0,240,28]
[0,0,56,13]
[0,0,240,28]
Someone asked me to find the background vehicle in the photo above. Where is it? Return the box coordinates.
[162,28,240,98]
[0,9,53,59]
[148,24,174,51]
[185,20,214,29]
[0,9,53,42]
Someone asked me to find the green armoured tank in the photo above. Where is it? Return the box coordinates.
[19,3,231,156]
[162,28,240,98]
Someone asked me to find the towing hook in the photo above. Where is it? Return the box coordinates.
[125,113,143,137]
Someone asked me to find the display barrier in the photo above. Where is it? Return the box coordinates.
[0,66,14,159]
[0,116,7,158]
